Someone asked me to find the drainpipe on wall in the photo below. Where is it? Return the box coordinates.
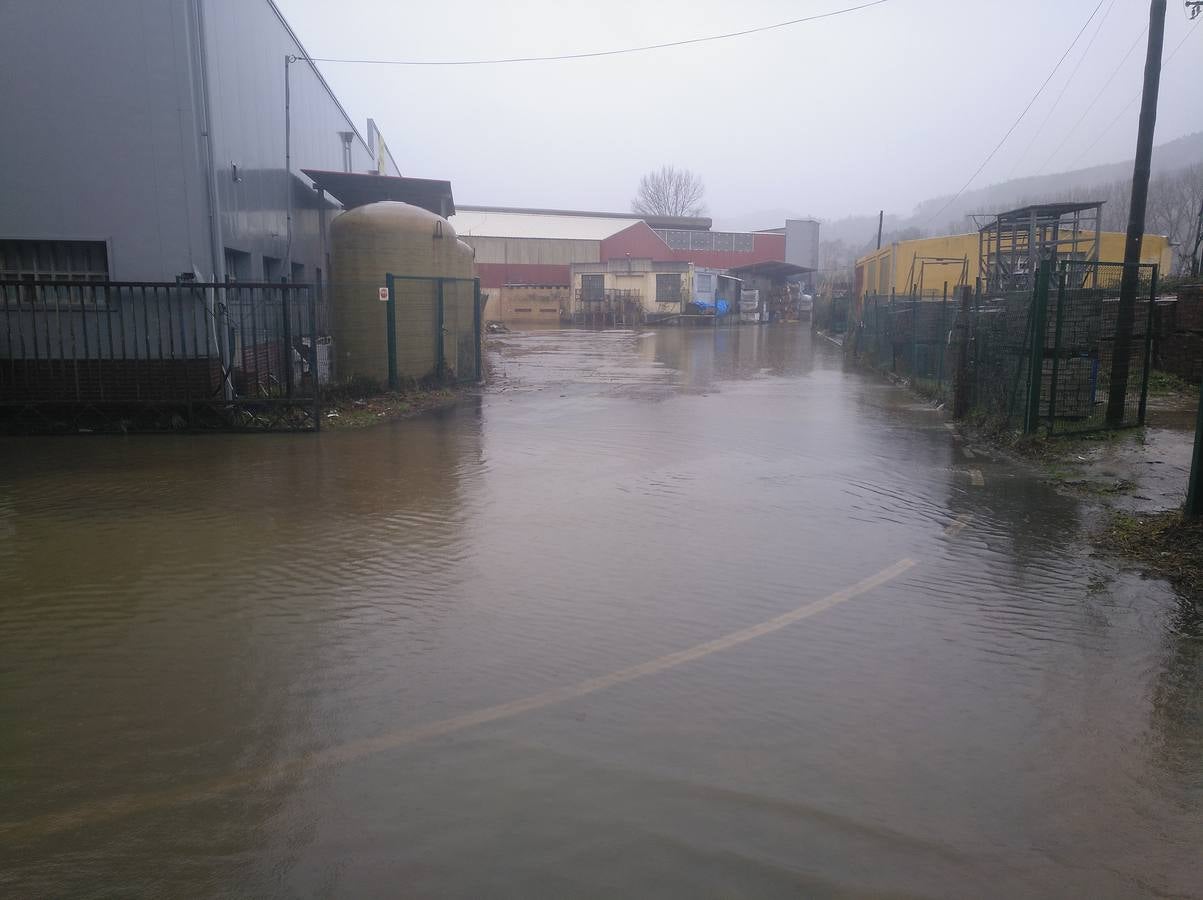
[192,0,232,399]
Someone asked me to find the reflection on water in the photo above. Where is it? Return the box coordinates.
[2,326,1200,898]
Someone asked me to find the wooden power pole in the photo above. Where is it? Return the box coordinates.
[1105,0,1166,427]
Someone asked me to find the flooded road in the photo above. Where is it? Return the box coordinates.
[2,326,1201,898]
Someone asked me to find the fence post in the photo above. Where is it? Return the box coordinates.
[953,286,972,419]
[473,278,483,382]
[308,286,320,430]
[890,288,896,372]
[1024,260,1051,435]
[1188,376,1203,517]
[1047,265,1067,430]
[937,282,948,391]
[436,278,446,379]
[281,281,293,398]
[1137,265,1158,426]
[385,273,398,390]
[911,291,919,381]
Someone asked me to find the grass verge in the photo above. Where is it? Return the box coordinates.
[1096,509,1203,604]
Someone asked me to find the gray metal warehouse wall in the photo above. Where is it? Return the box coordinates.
[0,0,392,284]
[0,0,211,281]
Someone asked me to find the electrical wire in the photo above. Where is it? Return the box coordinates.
[1036,24,1148,174]
[1066,16,1202,170]
[303,0,892,66]
[1006,0,1118,179]
[920,0,1107,230]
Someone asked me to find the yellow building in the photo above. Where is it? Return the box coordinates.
[855,230,1172,298]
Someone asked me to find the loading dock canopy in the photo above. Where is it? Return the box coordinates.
[727,260,814,281]
[303,170,455,217]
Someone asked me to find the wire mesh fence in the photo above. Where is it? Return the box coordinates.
[855,289,958,404]
[850,260,1158,434]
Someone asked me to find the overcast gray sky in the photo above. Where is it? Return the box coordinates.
[277,0,1203,225]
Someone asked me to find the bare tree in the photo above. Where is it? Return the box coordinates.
[632,166,707,218]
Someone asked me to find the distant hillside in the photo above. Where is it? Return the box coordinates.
[745,131,1203,274]
[912,130,1203,234]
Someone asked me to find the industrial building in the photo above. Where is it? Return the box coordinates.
[0,0,459,431]
[0,0,452,286]
[854,204,1173,299]
[453,206,820,325]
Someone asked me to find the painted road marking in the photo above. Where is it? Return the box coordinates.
[968,469,985,486]
[943,514,972,537]
[3,557,917,841]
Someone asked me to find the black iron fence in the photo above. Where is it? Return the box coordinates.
[0,280,321,433]
[851,259,1158,434]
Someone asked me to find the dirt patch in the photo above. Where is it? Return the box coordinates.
[322,386,469,429]
[1097,509,1203,611]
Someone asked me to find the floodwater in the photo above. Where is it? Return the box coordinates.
[2,326,1201,898]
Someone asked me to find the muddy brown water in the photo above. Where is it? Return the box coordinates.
[2,326,1200,898]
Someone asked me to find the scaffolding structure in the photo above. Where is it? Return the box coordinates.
[976,202,1102,294]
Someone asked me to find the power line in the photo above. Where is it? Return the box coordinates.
[1007,0,1118,179]
[304,0,892,66]
[1037,24,1148,174]
[1066,16,1201,169]
[921,0,1107,230]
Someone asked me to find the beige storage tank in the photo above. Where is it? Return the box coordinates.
[330,201,475,384]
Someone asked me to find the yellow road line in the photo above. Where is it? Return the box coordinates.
[3,557,917,842]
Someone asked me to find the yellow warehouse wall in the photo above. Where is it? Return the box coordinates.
[856,231,1172,296]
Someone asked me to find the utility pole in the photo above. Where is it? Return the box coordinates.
[1105,0,1166,427]
[876,210,884,250]
[1192,195,1203,279]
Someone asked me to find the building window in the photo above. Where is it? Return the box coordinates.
[0,239,109,303]
[581,274,604,301]
[656,274,682,302]
[225,248,252,281]
[262,255,282,283]
[695,273,714,293]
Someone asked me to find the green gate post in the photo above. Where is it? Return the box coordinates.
[1137,265,1158,425]
[385,273,398,389]
[473,278,482,382]
[280,280,293,398]
[937,282,948,391]
[435,278,446,379]
[890,288,896,372]
[1047,265,1067,431]
[1187,378,1203,517]
[308,285,320,429]
[1024,260,1051,435]
[912,292,919,382]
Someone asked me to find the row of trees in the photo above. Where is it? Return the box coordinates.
[1026,162,1203,276]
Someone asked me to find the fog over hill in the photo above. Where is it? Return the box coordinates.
[718,131,1203,274]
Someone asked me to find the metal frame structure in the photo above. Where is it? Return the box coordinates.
[976,202,1102,294]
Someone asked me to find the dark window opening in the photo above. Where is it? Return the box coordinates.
[225,248,252,282]
[581,274,605,302]
[656,274,682,302]
[0,239,109,303]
